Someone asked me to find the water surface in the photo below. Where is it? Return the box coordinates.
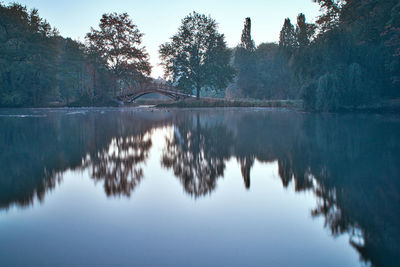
[0,108,399,267]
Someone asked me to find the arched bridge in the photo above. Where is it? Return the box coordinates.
[116,83,195,103]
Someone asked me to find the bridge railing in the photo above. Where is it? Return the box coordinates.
[118,82,177,96]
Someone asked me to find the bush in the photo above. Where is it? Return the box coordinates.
[302,63,376,112]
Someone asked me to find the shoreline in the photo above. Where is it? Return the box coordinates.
[155,98,303,109]
[1,98,400,114]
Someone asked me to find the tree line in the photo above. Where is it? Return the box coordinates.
[233,0,400,111]
[1,1,399,110]
[0,3,150,107]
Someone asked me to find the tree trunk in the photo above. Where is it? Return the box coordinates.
[196,85,200,99]
[93,68,97,99]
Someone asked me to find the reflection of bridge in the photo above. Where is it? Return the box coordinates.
[116,83,195,103]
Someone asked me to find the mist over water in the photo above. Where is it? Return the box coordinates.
[0,108,399,267]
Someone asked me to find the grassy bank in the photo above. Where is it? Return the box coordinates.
[155,98,303,109]
[337,99,400,113]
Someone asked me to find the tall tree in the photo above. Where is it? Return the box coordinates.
[279,18,296,55]
[0,3,119,107]
[240,17,255,51]
[86,13,151,95]
[313,0,344,32]
[234,17,258,98]
[159,12,234,98]
[0,3,58,106]
[295,13,316,48]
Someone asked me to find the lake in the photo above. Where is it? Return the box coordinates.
[0,107,399,267]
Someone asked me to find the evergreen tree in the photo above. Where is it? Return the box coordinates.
[159,12,234,98]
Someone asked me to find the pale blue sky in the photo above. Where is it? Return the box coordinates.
[11,0,321,77]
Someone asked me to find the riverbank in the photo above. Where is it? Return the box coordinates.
[3,98,400,114]
[155,98,303,109]
[337,99,400,114]
[155,98,400,114]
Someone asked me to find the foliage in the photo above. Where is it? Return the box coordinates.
[232,1,399,111]
[234,18,257,98]
[382,1,400,86]
[0,3,122,107]
[239,17,255,51]
[233,17,299,99]
[2,1,400,110]
[0,3,57,106]
[279,18,296,55]
[299,0,400,111]
[159,12,235,98]
[295,13,316,48]
[86,13,151,95]
[313,0,344,32]
[259,43,295,98]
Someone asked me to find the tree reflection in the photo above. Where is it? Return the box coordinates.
[238,156,254,189]
[162,114,233,197]
[82,133,152,197]
[270,115,400,267]
[1,109,399,266]
[0,109,171,208]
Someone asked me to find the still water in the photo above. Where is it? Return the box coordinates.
[0,108,399,267]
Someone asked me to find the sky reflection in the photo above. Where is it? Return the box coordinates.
[1,108,399,266]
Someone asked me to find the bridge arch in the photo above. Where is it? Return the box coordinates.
[116,83,195,103]
[127,90,180,102]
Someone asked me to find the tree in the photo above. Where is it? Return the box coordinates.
[55,38,84,104]
[0,3,58,107]
[256,43,294,99]
[295,13,316,48]
[86,13,151,95]
[313,0,344,32]
[234,17,258,98]
[383,2,400,86]
[279,18,296,55]
[0,2,118,107]
[240,17,255,51]
[159,12,234,98]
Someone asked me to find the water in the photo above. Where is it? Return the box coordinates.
[0,107,399,267]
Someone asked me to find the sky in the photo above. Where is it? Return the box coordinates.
[11,0,322,78]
